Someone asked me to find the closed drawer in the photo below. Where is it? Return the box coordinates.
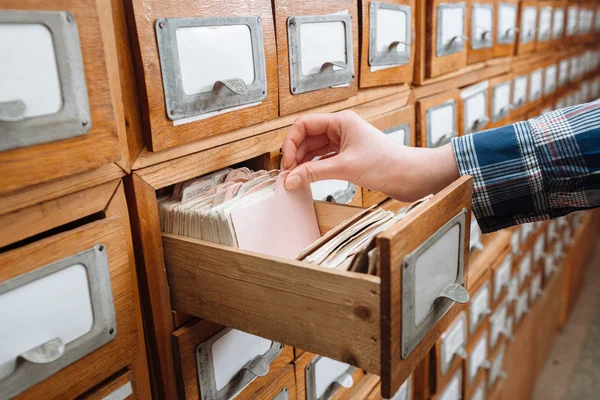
[0,2,123,194]
[510,73,528,118]
[367,375,412,400]
[529,271,544,306]
[162,176,473,398]
[294,352,366,400]
[577,4,595,39]
[255,364,297,400]
[494,1,519,58]
[515,250,533,290]
[536,3,554,51]
[528,67,544,105]
[0,216,139,399]
[171,320,293,399]
[516,2,537,55]
[468,270,492,336]
[491,252,512,310]
[551,4,566,46]
[127,0,278,151]
[565,4,579,38]
[416,89,461,148]
[487,343,507,391]
[464,328,490,390]
[463,372,486,400]
[274,0,359,116]
[557,58,570,89]
[431,364,462,400]
[433,311,468,392]
[533,231,547,268]
[468,1,494,64]
[362,105,416,207]
[488,74,512,128]
[428,0,468,78]
[460,82,490,136]
[489,298,511,353]
[544,62,558,97]
[359,0,415,88]
[514,284,530,326]
[80,370,137,400]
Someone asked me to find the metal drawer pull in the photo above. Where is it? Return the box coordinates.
[504,26,519,38]
[448,35,468,47]
[320,61,347,75]
[456,346,468,360]
[473,116,490,130]
[436,283,470,304]
[325,183,356,205]
[243,354,270,377]
[335,372,354,389]
[432,132,457,148]
[0,100,26,122]
[501,329,515,342]
[481,30,492,40]
[498,371,508,380]
[481,360,492,369]
[511,99,525,109]
[389,40,411,51]
[481,307,492,316]
[18,338,65,365]
[213,78,249,95]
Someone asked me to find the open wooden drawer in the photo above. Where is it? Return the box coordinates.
[161,176,472,397]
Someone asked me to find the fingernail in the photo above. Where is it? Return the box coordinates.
[285,175,302,189]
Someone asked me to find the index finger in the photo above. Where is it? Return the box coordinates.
[281,113,342,170]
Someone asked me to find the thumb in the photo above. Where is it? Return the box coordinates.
[284,156,343,190]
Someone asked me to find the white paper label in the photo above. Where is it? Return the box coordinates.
[519,252,532,284]
[507,275,518,301]
[513,76,528,106]
[492,82,511,119]
[442,314,466,372]
[529,69,543,102]
[490,347,506,386]
[469,334,488,382]
[538,7,553,41]
[552,8,565,39]
[498,3,517,41]
[530,273,542,302]
[375,7,408,53]
[567,6,579,36]
[553,239,564,260]
[511,230,520,254]
[440,6,465,47]
[534,233,546,263]
[300,20,347,76]
[558,60,569,86]
[472,5,493,46]
[544,254,555,279]
[544,65,557,95]
[579,9,593,34]
[569,57,579,81]
[440,371,461,400]
[494,254,512,300]
[521,222,534,242]
[596,9,600,32]
[429,102,455,145]
[386,126,407,145]
[0,23,63,118]
[470,282,490,332]
[516,290,529,321]
[520,7,537,43]
[490,302,507,348]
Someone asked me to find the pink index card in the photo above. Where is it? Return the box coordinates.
[230,178,321,259]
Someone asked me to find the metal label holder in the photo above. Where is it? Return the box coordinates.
[492,81,511,122]
[520,7,537,44]
[383,123,411,146]
[488,344,507,389]
[305,356,356,400]
[425,100,457,148]
[155,16,267,120]
[287,14,354,95]
[497,3,518,44]
[369,2,412,67]
[195,328,283,400]
[440,312,467,375]
[0,245,116,399]
[436,3,467,57]
[0,10,91,152]
[471,4,494,50]
[463,90,489,135]
[401,209,468,359]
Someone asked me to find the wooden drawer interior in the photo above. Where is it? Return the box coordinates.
[162,176,473,397]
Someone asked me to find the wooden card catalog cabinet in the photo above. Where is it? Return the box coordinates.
[468,1,494,64]
[460,82,489,135]
[428,0,468,78]
[417,90,460,148]
[0,3,124,194]
[517,3,537,54]
[274,0,359,115]
[551,4,566,46]
[162,177,473,398]
[536,3,553,51]
[510,73,528,118]
[360,0,415,88]
[435,312,468,390]
[172,321,292,400]
[488,75,512,129]
[544,62,558,98]
[129,0,278,151]
[494,1,518,58]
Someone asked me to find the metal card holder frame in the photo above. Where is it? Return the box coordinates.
[287,14,355,94]
[492,81,511,122]
[401,209,468,359]
[511,75,528,110]
[155,16,267,121]
[195,328,283,400]
[384,123,411,146]
[497,3,518,44]
[463,90,489,135]
[305,356,356,400]
[369,2,412,66]
[436,2,467,57]
[440,312,467,375]
[425,100,458,148]
[0,245,116,399]
[471,4,494,50]
[488,344,507,389]
[0,10,91,152]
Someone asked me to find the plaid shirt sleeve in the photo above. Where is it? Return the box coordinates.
[451,100,600,233]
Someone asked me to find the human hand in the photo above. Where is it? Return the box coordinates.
[281,110,459,202]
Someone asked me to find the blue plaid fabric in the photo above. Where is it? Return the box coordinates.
[452,100,600,233]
